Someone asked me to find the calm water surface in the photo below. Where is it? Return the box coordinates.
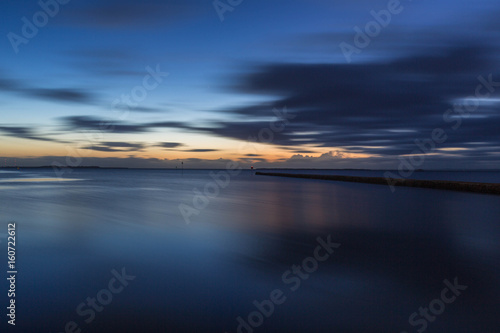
[1,168,499,332]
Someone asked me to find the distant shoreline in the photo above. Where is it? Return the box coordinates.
[255,172,500,195]
[1,166,499,172]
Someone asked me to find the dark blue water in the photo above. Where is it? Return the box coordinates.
[1,168,499,332]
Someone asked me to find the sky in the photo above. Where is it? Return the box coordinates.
[1,0,500,169]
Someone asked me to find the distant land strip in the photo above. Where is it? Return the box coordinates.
[255,172,500,195]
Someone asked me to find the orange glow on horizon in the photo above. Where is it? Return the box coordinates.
[0,137,378,164]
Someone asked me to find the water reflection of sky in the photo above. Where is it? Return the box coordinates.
[0,178,84,182]
[1,169,499,332]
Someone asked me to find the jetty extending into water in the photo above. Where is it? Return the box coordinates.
[255,172,500,195]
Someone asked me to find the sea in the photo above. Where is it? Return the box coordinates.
[0,168,499,332]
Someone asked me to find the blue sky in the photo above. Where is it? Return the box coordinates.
[1,0,500,169]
